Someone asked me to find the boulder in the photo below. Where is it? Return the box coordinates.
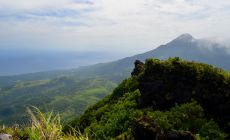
[0,134,12,140]
[132,116,195,140]
[166,131,195,140]
[132,116,163,140]
[131,60,144,76]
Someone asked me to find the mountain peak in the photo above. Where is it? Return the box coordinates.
[175,33,194,41]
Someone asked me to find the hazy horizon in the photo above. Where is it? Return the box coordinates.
[0,49,130,76]
[1,0,230,75]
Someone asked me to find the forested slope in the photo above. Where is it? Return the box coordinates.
[65,58,230,140]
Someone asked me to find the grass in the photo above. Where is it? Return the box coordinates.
[0,106,88,140]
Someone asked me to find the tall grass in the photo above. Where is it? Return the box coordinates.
[0,106,88,140]
[26,106,88,140]
[26,106,62,140]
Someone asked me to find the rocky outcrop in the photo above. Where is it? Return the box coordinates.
[166,131,195,140]
[131,60,144,76]
[132,116,195,140]
[0,134,12,140]
[132,116,163,140]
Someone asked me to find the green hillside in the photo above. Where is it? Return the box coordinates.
[0,75,119,125]
[2,33,230,128]
[0,56,130,125]
[65,58,230,140]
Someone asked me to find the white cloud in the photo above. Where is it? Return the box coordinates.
[0,0,230,55]
[0,0,87,10]
[0,0,63,10]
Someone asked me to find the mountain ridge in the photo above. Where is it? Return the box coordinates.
[1,33,230,125]
[1,33,229,81]
[74,33,230,78]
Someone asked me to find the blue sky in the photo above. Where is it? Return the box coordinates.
[0,0,230,56]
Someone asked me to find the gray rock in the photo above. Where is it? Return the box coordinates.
[0,134,12,140]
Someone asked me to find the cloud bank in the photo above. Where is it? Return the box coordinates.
[0,0,230,55]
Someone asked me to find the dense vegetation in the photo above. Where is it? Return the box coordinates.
[0,106,88,140]
[2,34,230,127]
[65,58,230,139]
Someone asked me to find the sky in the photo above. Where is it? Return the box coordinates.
[0,0,230,56]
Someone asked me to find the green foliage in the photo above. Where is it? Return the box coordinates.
[110,77,139,100]
[1,57,230,139]
[139,58,230,135]
[198,120,227,140]
[147,101,226,139]
[66,57,230,139]
[0,107,89,140]
[168,101,205,131]
[0,76,118,125]
[26,106,62,140]
[88,90,142,139]
[66,90,142,139]
[68,91,226,139]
